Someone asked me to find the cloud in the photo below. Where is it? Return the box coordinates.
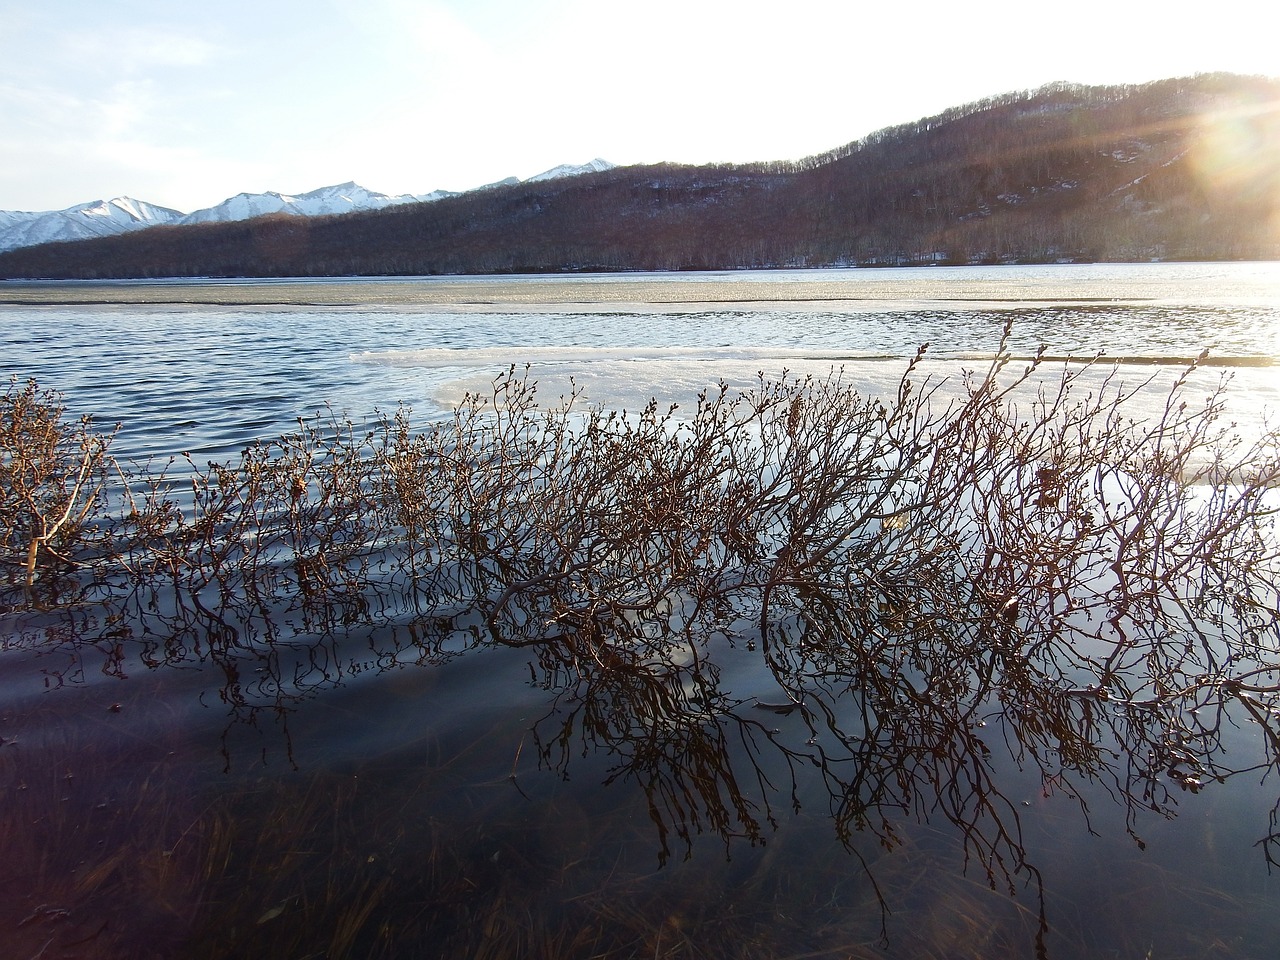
[61,25,222,72]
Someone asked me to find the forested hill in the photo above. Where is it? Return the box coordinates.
[2,73,1277,279]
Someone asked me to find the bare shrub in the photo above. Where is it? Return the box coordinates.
[5,341,1280,957]
[0,377,115,608]
[3,345,1277,686]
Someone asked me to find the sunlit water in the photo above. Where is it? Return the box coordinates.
[3,262,1278,466]
[2,263,1279,958]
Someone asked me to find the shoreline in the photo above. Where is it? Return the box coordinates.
[3,263,1279,310]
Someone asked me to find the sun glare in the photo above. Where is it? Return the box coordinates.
[1188,92,1280,245]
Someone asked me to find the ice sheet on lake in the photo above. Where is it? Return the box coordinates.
[355,345,1278,443]
[353,345,889,365]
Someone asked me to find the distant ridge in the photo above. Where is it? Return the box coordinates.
[176,182,432,226]
[0,197,185,252]
[0,160,617,253]
[1,74,1276,277]
[526,158,616,183]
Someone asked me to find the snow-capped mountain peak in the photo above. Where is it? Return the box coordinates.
[526,158,616,183]
[178,182,441,225]
[0,160,616,252]
[473,176,522,192]
[0,197,184,252]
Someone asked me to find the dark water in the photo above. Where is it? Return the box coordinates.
[2,265,1279,958]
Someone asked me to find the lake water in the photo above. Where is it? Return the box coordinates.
[2,263,1280,958]
[3,262,1278,465]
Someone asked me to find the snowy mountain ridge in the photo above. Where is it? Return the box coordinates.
[0,197,186,252]
[0,160,616,252]
[175,181,440,226]
[526,158,615,183]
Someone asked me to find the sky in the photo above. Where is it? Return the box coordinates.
[1,0,1276,214]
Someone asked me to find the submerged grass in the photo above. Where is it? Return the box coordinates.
[6,711,1276,960]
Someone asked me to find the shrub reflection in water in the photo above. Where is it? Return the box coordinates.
[2,334,1279,958]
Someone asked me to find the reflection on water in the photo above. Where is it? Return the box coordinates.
[11,595,1279,958]
[2,266,1280,958]
[1,264,1278,469]
[7,533,1280,959]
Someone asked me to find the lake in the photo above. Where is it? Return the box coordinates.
[2,262,1279,465]
[2,262,1279,958]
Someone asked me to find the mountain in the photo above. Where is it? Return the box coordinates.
[0,161,617,253]
[0,183,451,251]
[176,182,425,225]
[1,75,1276,278]
[0,197,184,252]
[470,176,522,192]
[526,158,616,183]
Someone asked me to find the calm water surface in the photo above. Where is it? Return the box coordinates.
[2,264,1279,958]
